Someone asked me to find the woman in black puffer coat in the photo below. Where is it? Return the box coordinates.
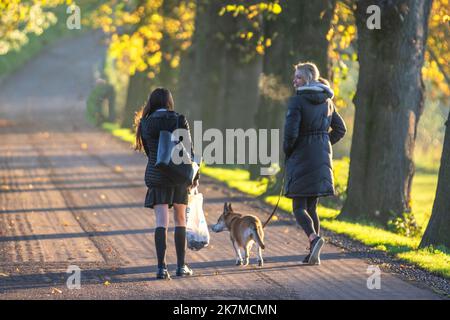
[135,88,199,280]
[283,62,346,265]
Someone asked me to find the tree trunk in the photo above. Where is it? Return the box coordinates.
[420,111,450,248]
[177,0,262,131]
[255,0,336,188]
[339,0,432,224]
[121,71,152,128]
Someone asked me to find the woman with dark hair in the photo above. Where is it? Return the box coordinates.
[283,62,347,265]
[135,88,199,279]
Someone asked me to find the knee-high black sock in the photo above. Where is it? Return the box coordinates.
[155,227,167,268]
[174,226,186,268]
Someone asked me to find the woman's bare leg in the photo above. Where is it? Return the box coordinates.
[173,203,187,227]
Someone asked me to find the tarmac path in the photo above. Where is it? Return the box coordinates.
[0,32,443,299]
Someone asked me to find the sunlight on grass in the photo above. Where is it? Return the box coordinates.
[102,122,135,144]
[320,219,419,251]
[398,247,450,278]
[411,173,438,229]
[201,166,267,196]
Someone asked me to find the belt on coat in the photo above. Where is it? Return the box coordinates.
[300,130,328,136]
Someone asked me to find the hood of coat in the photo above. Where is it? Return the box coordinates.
[296,81,334,104]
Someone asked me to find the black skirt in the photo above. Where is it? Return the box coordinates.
[145,184,189,209]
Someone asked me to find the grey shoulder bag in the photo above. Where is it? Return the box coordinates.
[155,114,199,185]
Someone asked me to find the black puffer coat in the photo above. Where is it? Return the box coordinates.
[140,109,196,187]
[283,83,346,198]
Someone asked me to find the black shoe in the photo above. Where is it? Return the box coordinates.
[309,236,324,265]
[176,264,193,277]
[303,253,321,265]
[302,254,311,264]
[156,266,171,280]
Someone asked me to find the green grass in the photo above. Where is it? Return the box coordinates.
[201,166,269,196]
[101,122,135,144]
[411,172,438,229]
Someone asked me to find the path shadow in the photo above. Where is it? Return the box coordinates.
[0,253,349,291]
[2,183,143,194]
[0,202,143,215]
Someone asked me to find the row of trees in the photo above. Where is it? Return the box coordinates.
[88,0,448,248]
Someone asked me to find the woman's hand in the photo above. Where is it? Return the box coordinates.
[189,179,199,192]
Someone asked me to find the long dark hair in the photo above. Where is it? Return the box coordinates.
[134,88,174,152]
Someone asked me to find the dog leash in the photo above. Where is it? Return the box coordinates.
[262,169,286,229]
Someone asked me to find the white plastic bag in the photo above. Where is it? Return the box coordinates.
[186,188,210,251]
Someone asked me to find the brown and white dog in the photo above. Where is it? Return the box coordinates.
[211,202,265,266]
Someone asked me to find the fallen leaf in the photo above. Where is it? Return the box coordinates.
[271,216,279,221]
[0,273,9,277]
[80,143,88,150]
[100,194,106,200]
[104,281,111,286]
[51,288,62,294]
[113,165,123,173]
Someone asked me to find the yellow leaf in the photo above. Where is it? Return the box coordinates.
[51,288,62,294]
[256,44,264,55]
[104,281,111,286]
[272,3,282,15]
